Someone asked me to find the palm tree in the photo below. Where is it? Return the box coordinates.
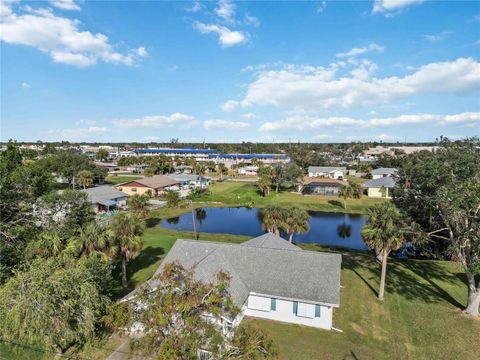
[283,207,310,243]
[111,213,145,288]
[68,221,114,259]
[127,194,150,218]
[257,177,271,197]
[77,170,93,189]
[261,205,285,235]
[361,202,406,301]
[217,163,228,180]
[338,183,354,212]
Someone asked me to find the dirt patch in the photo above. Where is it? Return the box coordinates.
[351,322,366,336]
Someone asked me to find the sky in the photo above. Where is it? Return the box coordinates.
[1,0,479,143]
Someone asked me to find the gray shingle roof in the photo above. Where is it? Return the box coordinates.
[125,237,342,307]
[82,185,127,204]
[167,174,210,183]
[241,233,302,251]
[308,166,346,173]
[371,167,398,175]
[363,176,396,188]
[118,175,179,189]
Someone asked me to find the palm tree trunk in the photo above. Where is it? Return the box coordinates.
[122,256,128,288]
[464,270,480,316]
[275,228,280,236]
[289,233,293,243]
[378,250,388,301]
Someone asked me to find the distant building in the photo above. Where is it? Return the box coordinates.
[371,167,398,179]
[167,174,210,189]
[208,153,290,167]
[115,175,179,196]
[301,177,345,196]
[82,185,128,213]
[174,165,193,174]
[133,148,217,162]
[238,165,258,175]
[308,166,346,180]
[362,177,396,198]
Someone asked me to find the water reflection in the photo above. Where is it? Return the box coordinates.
[337,224,352,239]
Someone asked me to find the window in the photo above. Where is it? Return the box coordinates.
[296,302,315,318]
[131,188,137,192]
[315,304,321,318]
[247,295,270,311]
[271,298,276,311]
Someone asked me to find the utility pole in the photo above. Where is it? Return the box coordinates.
[190,200,197,240]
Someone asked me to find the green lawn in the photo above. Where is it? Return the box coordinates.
[105,175,142,185]
[194,181,386,213]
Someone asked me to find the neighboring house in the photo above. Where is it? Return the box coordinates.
[167,173,210,189]
[82,185,128,213]
[308,166,347,180]
[362,177,396,198]
[174,165,193,174]
[94,161,119,172]
[115,175,179,197]
[124,233,342,332]
[301,177,344,196]
[238,165,258,176]
[371,168,398,179]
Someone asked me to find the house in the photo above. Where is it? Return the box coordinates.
[82,185,128,213]
[174,165,193,174]
[371,167,397,179]
[308,166,346,180]
[167,173,210,189]
[238,165,258,176]
[124,233,342,332]
[115,175,179,197]
[208,153,290,167]
[301,177,345,196]
[362,176,396,198]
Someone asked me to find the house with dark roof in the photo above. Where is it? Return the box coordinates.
[82,185,128,213]
[115,175,179,197]
[362,176,396,198]
[300,176,345,196]
[124,233,342,331]
[167,173,210,189]
[308,166,347,180]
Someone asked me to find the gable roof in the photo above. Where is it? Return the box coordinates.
[371,167,398,175]
[241,233,302,251]
[302,176,345,186]
[308,166,346,173]
[167,174,210,183]
[118,175,179,189]
[82,185,127,204]
[124,237,342,308]
[363,176,396,188]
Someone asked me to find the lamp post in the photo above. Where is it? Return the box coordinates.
[190,200,197,240]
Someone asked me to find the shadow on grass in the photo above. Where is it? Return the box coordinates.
[328,200,344,209]
[342,252,466,310]
[145,217,160,228]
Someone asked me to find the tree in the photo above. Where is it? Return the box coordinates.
[194,163,207,176]
[361,202,407,301]
[144,166,157,177]
[218,163,228,180]
[77,170,93,189]
[394,138,480,315]
[107,263,276,359]
[67,221,114,259]
[127,193,150,218]
[95,148,109,161]
[270,163,303,192]
[261,205,285,235]
[350,181,363,199]
[111,213,145,288]
[283,206,310,243]
[165,189,181,207]
[338,184,355,212]
[257,166,273,197]
[0,258,109,355]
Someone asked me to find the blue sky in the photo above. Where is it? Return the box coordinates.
[1,0,479,143]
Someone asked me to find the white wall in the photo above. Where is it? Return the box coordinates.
[308,170,344,180]
[242,294,333,330]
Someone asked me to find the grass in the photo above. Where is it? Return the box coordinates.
[105,175,142,185]
[194,181,386,214]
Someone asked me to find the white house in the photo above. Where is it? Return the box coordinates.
[238,165,258,176]
[167,173,210,189]
[124,233,342,332]
[82,185,128,213]
[308,166,346,180]
[371,167,398,179]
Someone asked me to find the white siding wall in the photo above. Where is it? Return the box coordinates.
[243,294,333,330]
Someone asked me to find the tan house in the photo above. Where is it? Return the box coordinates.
[362,177,395,198]
[300,177,345,196]
[115,175,179,197]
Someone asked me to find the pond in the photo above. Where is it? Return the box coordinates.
[160,207,368,250]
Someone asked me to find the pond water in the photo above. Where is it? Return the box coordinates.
[160,207,368,250]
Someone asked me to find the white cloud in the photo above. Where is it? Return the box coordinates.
[259,112,480,132]
[423,31,451,42]
[46,126,108,139]
[0,3,146,67]
[144,136,161,141]
[21,82,30,88]
[74,119,97,126]
[241,113,257,119]
[238,58,480,111]
[244,13,260,27]
[49,0,80,11]
[221,100,239,112]
[204,119,251,130]
[185,0,202,13]
[316,1,327,14]
[195,22,247,47]
[112,113,199,128]
[215,0,236,22]
[336,43,384,58]
[372,0,424,15]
